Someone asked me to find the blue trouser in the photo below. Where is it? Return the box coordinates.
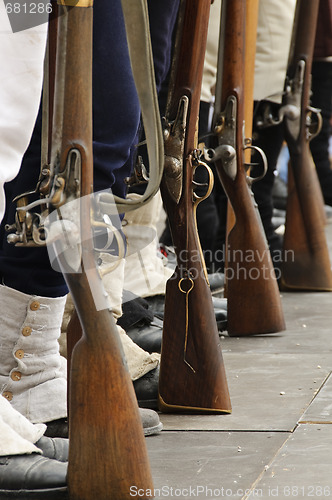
[0,0,179,297]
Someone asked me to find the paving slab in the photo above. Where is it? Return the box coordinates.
[219,291,332,357]
[159,352,331,432]
[299,373,332,424]
[244,424,332,499]
[146,431,288,500]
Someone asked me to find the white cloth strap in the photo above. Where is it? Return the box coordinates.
[0,396,45,456]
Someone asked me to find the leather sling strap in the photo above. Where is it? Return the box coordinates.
[97,0,164,214]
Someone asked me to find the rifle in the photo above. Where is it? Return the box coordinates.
[280,0,332,291]
[43,2,154,499]
[158,0,231,413]
[206,0,286,336]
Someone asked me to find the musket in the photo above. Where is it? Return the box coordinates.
[280,0,332,291]
[206,0,286,336]
[158,0,231,413]
[7,1,155,499]
[224,0,260,293]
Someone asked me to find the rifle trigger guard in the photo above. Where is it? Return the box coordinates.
[244,145,268,185]
[192,160,214,209]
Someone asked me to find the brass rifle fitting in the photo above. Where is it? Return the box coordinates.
[57,0,93,6]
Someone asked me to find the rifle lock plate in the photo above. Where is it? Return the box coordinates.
[163,96,189,204]
[205,95,238,180]
[283,60,305,141]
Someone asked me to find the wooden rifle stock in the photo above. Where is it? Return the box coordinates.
[209,0,285,336]
[49,3,154,499]
[158,0,231,414]
[281,0,332,291]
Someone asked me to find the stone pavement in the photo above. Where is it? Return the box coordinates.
[145,222,332,500]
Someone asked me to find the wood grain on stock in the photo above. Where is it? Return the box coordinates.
[213,0,285,336]
[282,0,332,291]
[159,0,231,413]
[52,5,154,499]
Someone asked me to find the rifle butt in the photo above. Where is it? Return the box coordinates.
[66,271,154,500]
[281,156,332,291]
[225,215,286,336]
[158,266,231,414]
[213,149,286,336]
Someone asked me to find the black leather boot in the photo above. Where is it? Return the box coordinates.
[45,410,161,438]
[0,454,67,499]
[44,419,68,439]
[118,292,162,353]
